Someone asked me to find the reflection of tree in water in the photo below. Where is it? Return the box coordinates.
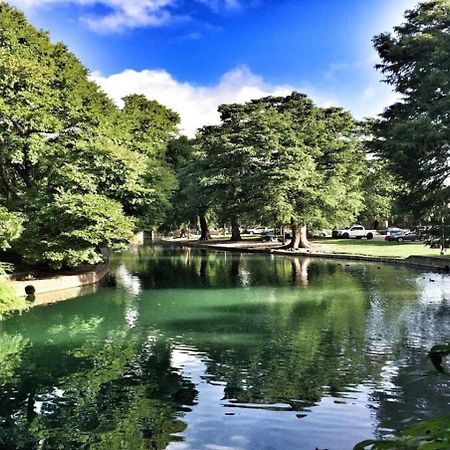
[291,257,311,286]
[126,251,429,415]
[114,245,318,290]
[144,259,371,407]
[0,296,197,449]
[0,247,439,447]
[361,271,450,437]
[0,333,28,381]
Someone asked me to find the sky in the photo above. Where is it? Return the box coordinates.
[9,0,419,137]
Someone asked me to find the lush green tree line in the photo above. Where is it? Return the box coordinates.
[1,0,448,272]
[186,95,367,247]
[165,0,448,247]
[0,3,179,269]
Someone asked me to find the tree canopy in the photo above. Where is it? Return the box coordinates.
[190,93,365,246]
[0,3,179,268]
[372,0,450,219]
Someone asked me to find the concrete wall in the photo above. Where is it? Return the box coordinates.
[6,263,109,298]
[26,283,101,306]
[406,256,450,272]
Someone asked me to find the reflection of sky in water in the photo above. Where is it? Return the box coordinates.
[117,264,142,295]
[168,346,376,450]
[34,387,65,415]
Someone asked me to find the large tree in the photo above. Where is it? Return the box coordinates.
[372,0,450,219]
[194,93,365,247]
[160,136,199,237]
[0,4,179,267]
[358,159,400,228]
[118,95,180,230]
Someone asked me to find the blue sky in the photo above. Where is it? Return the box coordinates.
[11,0,419,136]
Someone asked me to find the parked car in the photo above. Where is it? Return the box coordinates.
[380,227,407,236]
[247,227,269,235]
[332,225,376,240]
[385,231,418,242]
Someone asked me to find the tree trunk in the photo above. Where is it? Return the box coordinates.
[230,220,242,241]
[230,254,241,286]
[199,214,211,240]
[291,257,311,286]
[287,218,310,249]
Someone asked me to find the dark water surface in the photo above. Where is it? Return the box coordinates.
[1,245,450,449]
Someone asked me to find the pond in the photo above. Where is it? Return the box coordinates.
[0,245,449,449]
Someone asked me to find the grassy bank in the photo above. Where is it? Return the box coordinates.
[186,235,449,260]
[310,239,448,259]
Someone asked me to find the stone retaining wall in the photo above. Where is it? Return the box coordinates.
[6,263,109,298]
[405,256,450,272]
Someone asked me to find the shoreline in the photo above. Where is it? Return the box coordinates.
[1,239,448,314]
[171,238,450,272]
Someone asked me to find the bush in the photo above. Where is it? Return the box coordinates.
[0,207,22,251]
[18,193,135,269]
[0,280,27,320]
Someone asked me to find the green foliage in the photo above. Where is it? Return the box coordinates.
[0,332,28,379]
[0,203,26,319]
[18,193,135,269]
[0,206,22,250]
[0,4,180,267]
[193,93,365,231]
[121,94,179,157]
[354,416,450,449]
[117,95,180,229]
[372,0,450,218]
[161,137,200,233]
[0,281,27,320]
[359,159,400,223]
[166,135,194,171]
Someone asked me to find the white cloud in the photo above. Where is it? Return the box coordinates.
[10,0,177,32]
[9,0,244,32]
[92,65,381,137]
[196,0,242,12]
[82,0,175,33]
[91,66,292,136]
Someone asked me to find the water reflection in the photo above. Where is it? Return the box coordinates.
[0,245,449,449]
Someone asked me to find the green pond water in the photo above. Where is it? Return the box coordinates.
[1,245,450,450]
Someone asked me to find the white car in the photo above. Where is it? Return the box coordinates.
[247,226,269,234]
[333,224,376,240]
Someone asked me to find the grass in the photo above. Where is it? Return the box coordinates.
[311,239,449,259]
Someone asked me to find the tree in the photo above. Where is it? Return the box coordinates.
[372,0,450,219]
[121,94,179,158]
[118,95,180,231]
[183,152,215,241]
[160,137,199,236]
[0,207,22,251]
[0,4,179,267]
[18,193,135,269]
[358,159,400,228]
[195,123,255,241]
[194,93,365,247]
[0,206,26,319]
